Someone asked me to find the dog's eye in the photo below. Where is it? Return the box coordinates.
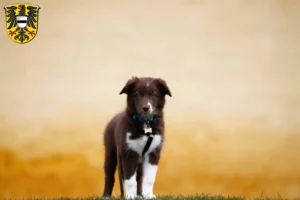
[152,92,160,97]
[134,92,141,96]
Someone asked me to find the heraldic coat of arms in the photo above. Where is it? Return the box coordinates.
[4,3,40,44]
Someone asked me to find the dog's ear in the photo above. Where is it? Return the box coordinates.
[119,76,139,95]
[155,78,172,97]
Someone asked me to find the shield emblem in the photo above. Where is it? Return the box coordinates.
[16,15,28,28]
[4,3,41,44]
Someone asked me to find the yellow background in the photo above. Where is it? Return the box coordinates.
[0,0,300,199]
[4,3,40,44]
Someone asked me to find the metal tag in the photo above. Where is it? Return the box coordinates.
[143,123,152,134]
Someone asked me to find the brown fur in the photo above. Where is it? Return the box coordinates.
[102,77,171,198]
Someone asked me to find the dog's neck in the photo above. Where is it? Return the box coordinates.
[125,108,162,126]
[131,114,157,135]
[132,114,156,124]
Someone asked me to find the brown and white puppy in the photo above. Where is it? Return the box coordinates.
[102,77,171,199]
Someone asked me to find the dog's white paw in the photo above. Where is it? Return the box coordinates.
[142,193,156,199]
[125,192,138,199]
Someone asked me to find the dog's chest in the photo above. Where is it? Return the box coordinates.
[126,132,162,156]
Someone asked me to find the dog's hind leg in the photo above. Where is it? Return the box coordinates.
[136,164,143,196]
[117,147,124,198]
[102,148,117,197]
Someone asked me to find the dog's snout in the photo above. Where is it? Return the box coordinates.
[142,105,150,112]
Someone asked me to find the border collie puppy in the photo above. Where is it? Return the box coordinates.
[102,77,172,199]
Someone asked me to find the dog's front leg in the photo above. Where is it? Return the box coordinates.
[121,153,139,199]
[142,152,160,199]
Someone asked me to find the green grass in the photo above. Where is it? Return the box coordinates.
[21,195,292,200]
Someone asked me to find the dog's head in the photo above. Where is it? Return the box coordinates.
[120,77,172,119]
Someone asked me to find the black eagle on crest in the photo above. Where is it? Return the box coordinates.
[5,4,39,43]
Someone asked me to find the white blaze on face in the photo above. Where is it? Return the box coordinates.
[124,172,138,199]
[147,101,153,113]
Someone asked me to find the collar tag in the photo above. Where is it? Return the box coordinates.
[143,123,152,134]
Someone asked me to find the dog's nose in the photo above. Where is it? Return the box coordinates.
[142,106,150,112]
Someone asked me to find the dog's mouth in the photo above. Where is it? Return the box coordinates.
[138,111,154,120]
[137,108,158,120]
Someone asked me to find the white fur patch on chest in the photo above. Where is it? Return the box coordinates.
[126,132,162,157]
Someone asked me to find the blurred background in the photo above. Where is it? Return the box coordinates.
[0,0,300,199]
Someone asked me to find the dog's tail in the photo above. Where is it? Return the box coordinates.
[117,148,124,198]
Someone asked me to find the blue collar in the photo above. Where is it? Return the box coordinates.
[132,115,157,124]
